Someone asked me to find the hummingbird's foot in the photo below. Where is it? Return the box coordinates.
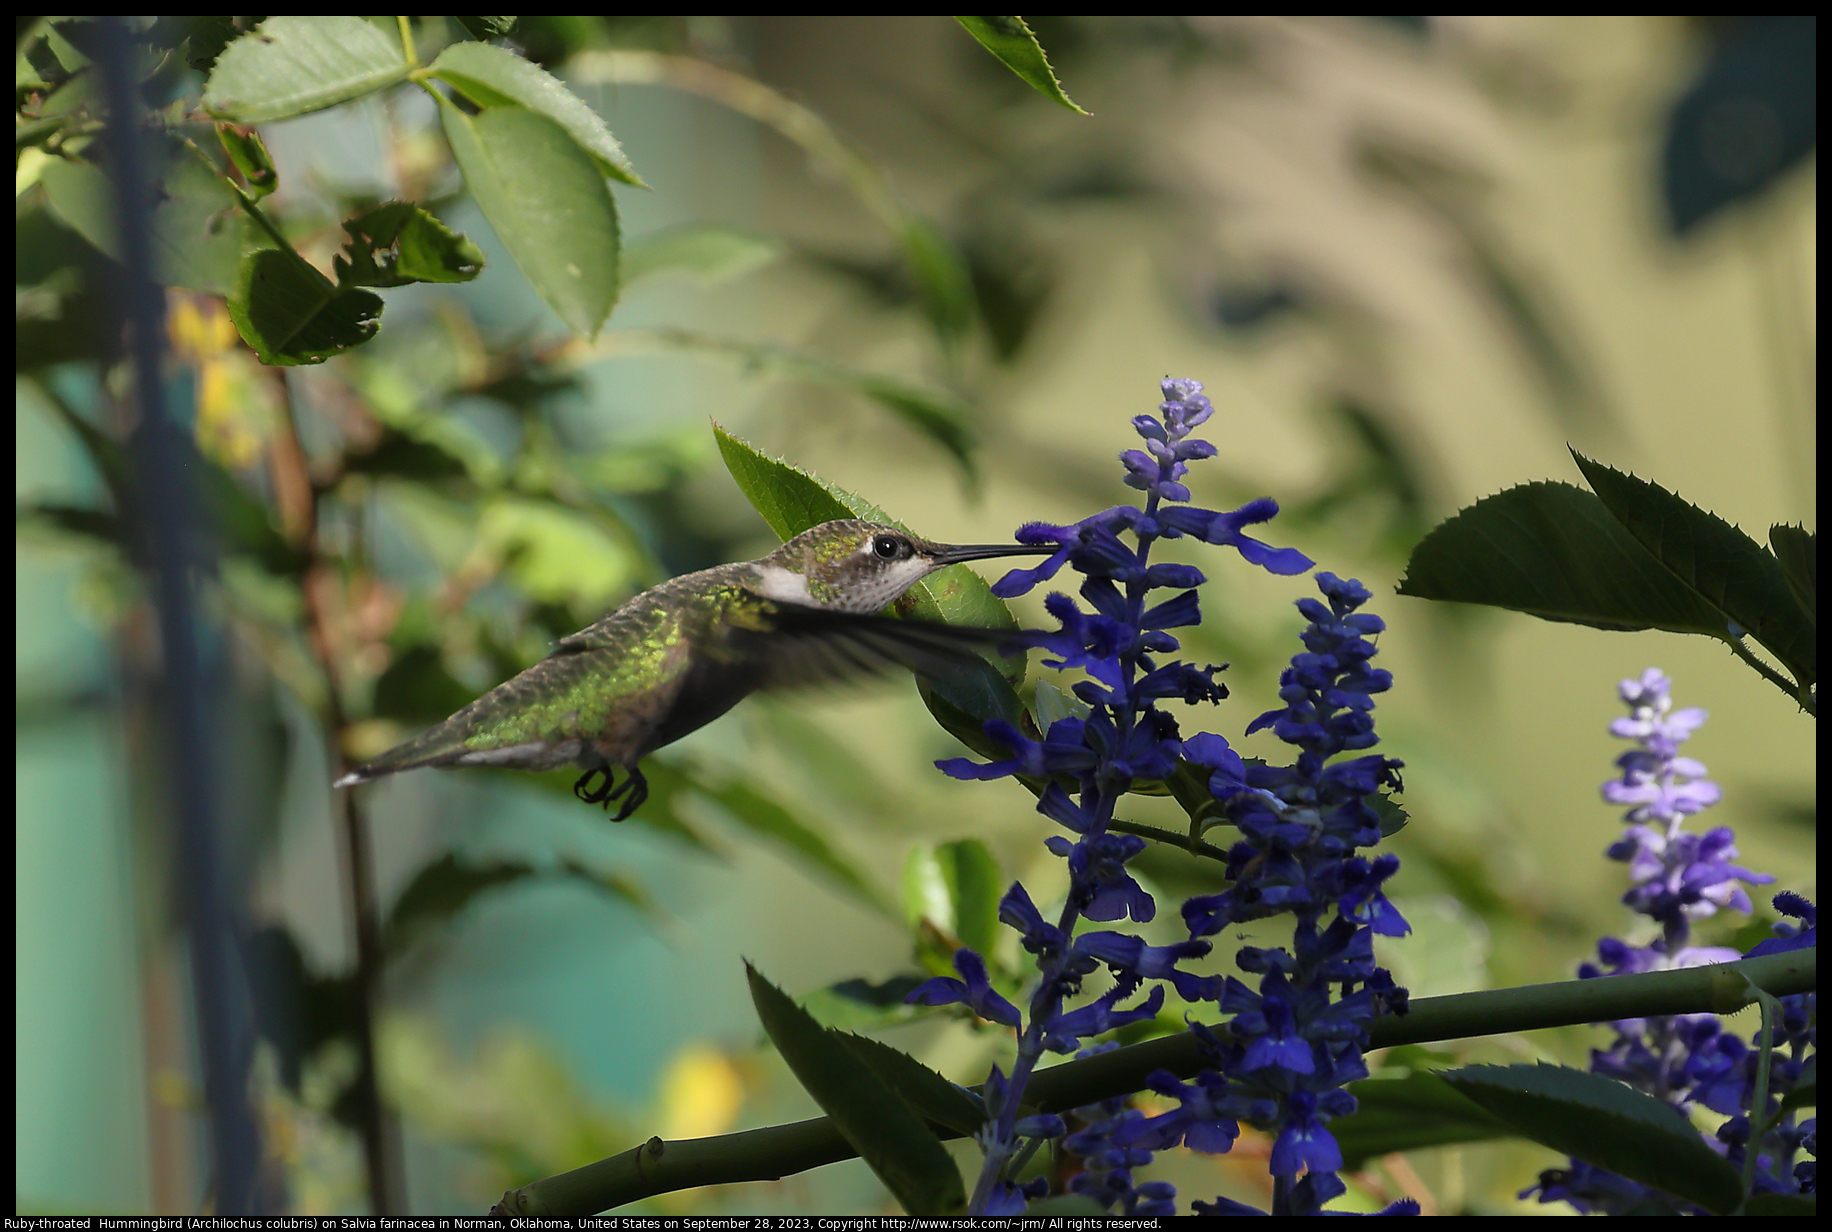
[572,765,649,822]
[609,767,648,822]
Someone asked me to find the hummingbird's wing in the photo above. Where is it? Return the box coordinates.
[733,593,1019,692]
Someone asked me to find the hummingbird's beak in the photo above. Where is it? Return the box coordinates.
[929,542,1056,566]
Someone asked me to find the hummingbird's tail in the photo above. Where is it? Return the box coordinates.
[333,718,587,787]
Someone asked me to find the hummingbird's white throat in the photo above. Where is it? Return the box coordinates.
[751,564,817,605]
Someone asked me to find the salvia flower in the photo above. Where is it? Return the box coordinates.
[1127,571,1410,1216]
[911,379,1410,1214]
[1524,672,1813,1214]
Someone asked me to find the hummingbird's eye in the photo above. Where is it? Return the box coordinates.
[871,534,907,560]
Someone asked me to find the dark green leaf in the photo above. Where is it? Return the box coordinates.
[244,925,361,1097]
[335,202,485,287]
[437,97,621,339]
[746,964,965,1216]
[23,503,124,547]
[429,39,644,186]
[385,853,653,953]
[228,246,384,365]
[340,425,476,485]
[1397,482,1728,637]
[1440,1063,1745,1215]
[835,1032,987,1138]
[1572,449,1814,688]
[454,17,520,42]
[369,645,480,726]
[915,667,1026,756]
[203,16,409,124]
[1330,1071,1511,1170]
[1165,758,1229,829]
[199,454,311,576]
[799,975,926,1033]
[954,17,1089,114]
[900,218,976,354]
[1769,524,1815,624]
[1370,790,1409,838]
[181,15,248,74]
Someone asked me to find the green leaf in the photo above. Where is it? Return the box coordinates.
[954,16,1089,114]
[710,423,999,630]
[621,224,783,287]
[745,964,965,1216]
[369,645,479,726]
[624,330,978,481]
[454,17,520,42]
[1769,524,1815,625]
[711,423,1023,749]
[1032,678,1089,729]
[340,424,477,485]
[385,853,653,953]
[1165,758,1229,830]
[202,15,409,124]
[23,503,124,548]
[713,420,859,540]
[1397,482,1729,637]
[39,153,244,294]
[1329,1071,1511,1170]
[700,778,893,916]
[215,122,277,197]
[799,975,925,1033]
[1370,790,1410,838]
[852,367,979,489]
[429,40,644,187]
[938,839,1004,956]
[903,839,1004,956]
[1439,1063,1745,1215]
[244,926,360,1096]
[834,1032,987,1138]
[228,247,384,365]
[900,217,977,354]
[199,455,311,577]
[437,96,621,339]
[181,15,248,75]
[335,202,485,287]
[1571,450,1814,689]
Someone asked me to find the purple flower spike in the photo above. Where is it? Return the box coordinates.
[917,378,1408,1216]
[1526,672,1809,1215]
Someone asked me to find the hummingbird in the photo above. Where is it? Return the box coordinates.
[333,519,1051,820]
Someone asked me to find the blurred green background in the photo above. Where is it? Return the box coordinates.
[16,15,1814,1215]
